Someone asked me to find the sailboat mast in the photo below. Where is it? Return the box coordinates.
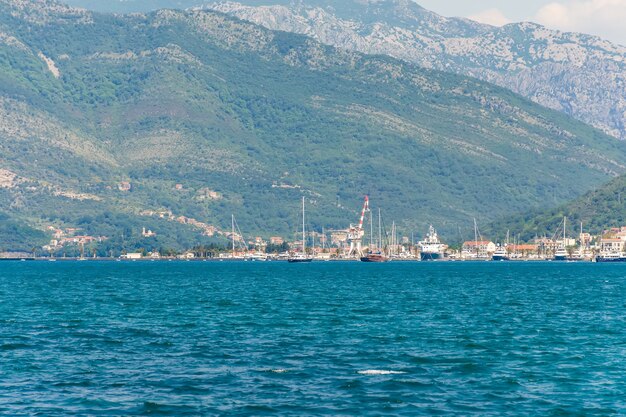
[302,196,306,254]
[474,218,478,256]
[378,208,382,251]
[370,210,374,250]
[391,220,396,253]
[231,214,235,257]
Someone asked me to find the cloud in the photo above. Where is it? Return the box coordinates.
[467,8,512,27]
[534,0,626,45]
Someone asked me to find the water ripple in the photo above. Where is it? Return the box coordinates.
[1,261,625,415]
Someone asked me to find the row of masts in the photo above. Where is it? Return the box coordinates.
[230,195,582,258]
[229,196,393,258]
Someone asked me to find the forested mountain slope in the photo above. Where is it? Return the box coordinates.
[0,0,625,250]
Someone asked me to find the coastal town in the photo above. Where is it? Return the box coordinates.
[3,174,626,262]
[3,212,626,262]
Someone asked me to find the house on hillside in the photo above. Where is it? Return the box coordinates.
[118,181,132,192]
[142,227,156,238]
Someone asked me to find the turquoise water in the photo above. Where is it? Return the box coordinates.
[1,261,626,415]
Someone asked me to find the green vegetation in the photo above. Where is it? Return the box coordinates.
[0,212,47,252]
[486,175,626,242]
[0,2,626,249]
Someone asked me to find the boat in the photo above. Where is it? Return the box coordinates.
[288,197,313,263]
[595,252,626,263]
[553,246,568,261]
[568,249,585,261]
[360,207,389,263]
[418,225,446,261]
[491,245,509,261]
[288,253,313,263]
[360,252,390,263]
[553,216,569,261]
[229,214,248,260]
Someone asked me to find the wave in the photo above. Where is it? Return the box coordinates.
[358,370,406,375]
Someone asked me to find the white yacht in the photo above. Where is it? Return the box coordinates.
[418,225,446,261]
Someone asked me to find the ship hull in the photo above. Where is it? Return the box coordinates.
[420,252,442,261]
[595,256,626,263]
[360,254,390,263]
[553,255,568,261]
[491,255,509,261]
[287,258,313,263]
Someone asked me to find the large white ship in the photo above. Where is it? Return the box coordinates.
[418,225,447,261]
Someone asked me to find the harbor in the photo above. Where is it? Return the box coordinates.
[7,197,626,263]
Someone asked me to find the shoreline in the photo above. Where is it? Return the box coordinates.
[0,257,607,263]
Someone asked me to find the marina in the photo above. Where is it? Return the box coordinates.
[19,197,626,263]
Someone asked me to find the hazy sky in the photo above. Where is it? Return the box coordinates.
[417,0,626,45]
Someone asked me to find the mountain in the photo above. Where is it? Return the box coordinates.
[486,174,626,243]
[182,0,626,141]
[63,0,206,13]
[62,0,626,141]
[1,0,626,252]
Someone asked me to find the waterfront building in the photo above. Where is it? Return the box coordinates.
[462,241,496,259]
[510,244,540,258]
[600,238,624,253]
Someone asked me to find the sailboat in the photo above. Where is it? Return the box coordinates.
[288,197,313,263]
[553,216,569,261]
[361,208,390,262]
[229,214,247,260]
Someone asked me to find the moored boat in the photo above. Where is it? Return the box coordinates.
[360,252,390,263]
[418,225,446,261]
[553,246,568,261]
[491,245,509,261]
[360,206,390,263]
[595,252,626,263]
[287,254,313,263]
[553,216,571,261]
[288,196,313,263]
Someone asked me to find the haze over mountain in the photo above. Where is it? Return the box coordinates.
[1,0,626,251]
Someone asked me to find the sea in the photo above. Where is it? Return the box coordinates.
[1,261,625,416]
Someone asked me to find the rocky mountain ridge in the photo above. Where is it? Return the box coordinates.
[201,0,626,139]
[1,0,626,251]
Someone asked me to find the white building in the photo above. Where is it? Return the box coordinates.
[600,238,624,253]
[462,241,496,258]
